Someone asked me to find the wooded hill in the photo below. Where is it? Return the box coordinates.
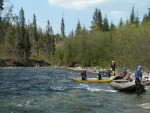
[0,1,150,70]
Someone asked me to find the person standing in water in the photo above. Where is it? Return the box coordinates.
[81,70,87,80]
[134,65,144,95]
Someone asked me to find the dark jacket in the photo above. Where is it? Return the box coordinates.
[111,63,116,71]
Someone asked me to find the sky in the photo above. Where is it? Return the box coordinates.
[4,0,150,35]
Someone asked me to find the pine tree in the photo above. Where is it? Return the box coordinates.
[135,11,140,26]
[0,0,4,21]
[46,20,51,58]
[103,15,109,31]
[18,7,26,61]
[148,8,150,20]
[130,6,135,24]
[75,20,82,36]
[24,29,31,61]
[18,7,31,62]
[142,7,150,24]
[45,20,55,58]
[61,17,65,38]
[119,17,123,27]
[110,21,116,31]
[91,8,103,32]
[33,14,39,57]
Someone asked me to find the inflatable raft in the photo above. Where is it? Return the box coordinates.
[110,80,150,92]
[110,80,135,92]
[72,77,114,83]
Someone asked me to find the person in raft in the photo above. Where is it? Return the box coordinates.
[134,65,145,95]
[111,61,116,75]
[98,69,103,80]
[81,70,87,80]
[114,67,127,80]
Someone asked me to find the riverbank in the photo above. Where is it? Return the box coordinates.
[0,59,50,67]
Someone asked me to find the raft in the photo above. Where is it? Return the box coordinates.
[110,80,135,92]
[72,77,114,83]
[110,80,150,92]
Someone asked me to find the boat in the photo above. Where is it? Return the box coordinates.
[110,79,150,92]
[110,80,135,92]
[72,77,114,83]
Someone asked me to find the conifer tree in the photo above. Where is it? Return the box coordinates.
[130,6,135,24]
[46,20,51,58]
[135,12,140,26]
[24,29,31,61]
[0,0,4,21]
[146,7,150,21]
[18,7,31,62]
[45,20,55,57]
[18,7,26,61]
[91,8,103,32]
[61,17,65,38]
[33,14,39,57]
[75,20,82,36]
[142,7,150,24]
[110,21,116,31]
[103,15,109,31]
[119,17,123,27]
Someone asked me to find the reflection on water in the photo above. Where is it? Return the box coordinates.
[0,67,150,113]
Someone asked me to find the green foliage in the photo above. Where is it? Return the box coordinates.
[1,4,150,70]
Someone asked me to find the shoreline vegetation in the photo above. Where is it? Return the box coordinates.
[0,59,50,67]
[1,60,150,80]
[1,1,150,71]
[1,59,150,76]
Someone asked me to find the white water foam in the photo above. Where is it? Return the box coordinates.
[137,103,150,109]
[77,84,117,93]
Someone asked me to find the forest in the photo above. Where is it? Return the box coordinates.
[0,0,150,70]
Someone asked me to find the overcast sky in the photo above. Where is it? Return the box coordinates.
[6,0,150,35]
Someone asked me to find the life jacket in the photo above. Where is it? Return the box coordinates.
[134,71,139,79]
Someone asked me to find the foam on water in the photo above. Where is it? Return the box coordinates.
[77,83,117,93]
[137,103,150,109]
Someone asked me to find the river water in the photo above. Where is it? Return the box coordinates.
[0,67,150,113]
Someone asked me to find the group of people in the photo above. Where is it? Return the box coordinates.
[80,60,145,95]
[81,61,116,80]
[98,61,116,79]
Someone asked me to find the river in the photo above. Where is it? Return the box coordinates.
[0,67,150,113]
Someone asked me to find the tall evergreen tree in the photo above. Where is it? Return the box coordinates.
[75,20,82,36]
[46,20,51,58]
[33,14,39,57]
[110,21,116,31]
[45,20,55,58]
[91,8,103,32]
[142,7,150,24]
[24,28,31,61]
[68,29,74,38]
[119,17,123,27]
[103,15,109,31]
[61,17,65,38]
[0,0,4,21]
[18,7,26,61]
[0,0,4,44]
[135,11,140,26]
[145,7,150,21]
[130,6,135,24]
[18,7,31,62]
[148,7,150,20]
